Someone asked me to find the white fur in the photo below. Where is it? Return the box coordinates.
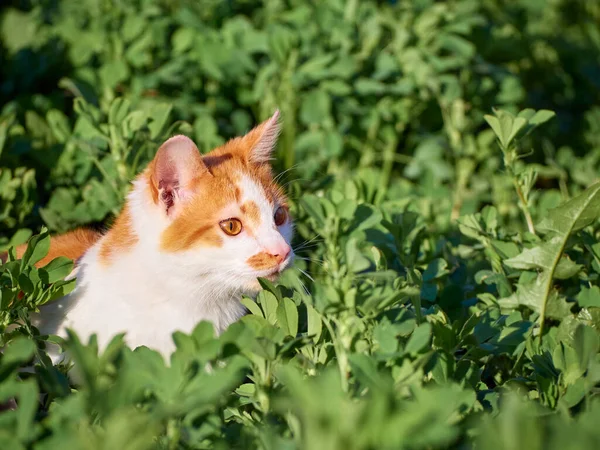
[33,170,294,363]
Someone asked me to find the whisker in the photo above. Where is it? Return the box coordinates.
[299,279,310,296]
[274,164,301,183]
[294,236,323,251]
[298,268,315,283]
[295,238,320,248]
[294,272,310,296]
[294,244,321,253]
[282,178,309,189]
[295,256,324,267]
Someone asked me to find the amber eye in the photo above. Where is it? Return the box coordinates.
[274,206,288,226]
[219,218,243,236]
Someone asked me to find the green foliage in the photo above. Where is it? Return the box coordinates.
[1,0,600,448]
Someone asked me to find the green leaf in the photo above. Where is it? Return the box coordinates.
[299,89,331,125]
[257,290,278,324]
[172,27,196,54]
[423,258,449,282]
[18,273,34,294]
[0,113,16,158]
[405,322,432,354]
[504,238,581,279]
[577,286,600,308]
[147,104,173,139]
[349,204,382,232]
[99,60,130,89]
[277,297,298,337]
[109,97,131,126]
[306,303,322,343]
[506,116,528,149]
[483,114,504,148]
[257,277,282,301]
[537,181,600,234]
[502,182,600,334]
[485,108,555,152]
[348,353,391,391]
[46,110,71,142]
[561,378,586,408]
[20,229,50,269]
[345,238,371,273]
[5,228,32,251]
[528,110,556,127]
[39,257,74,284]
[1,337,35,369]
[300,195,326,229]
[4,380,40,443]
[573,324,599,371]
[241,296,263,318]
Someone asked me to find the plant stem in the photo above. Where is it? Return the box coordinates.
[323,317,349,393]
[505,155,536,236]
[411,294,423,324]
[359,115,380,168]
[407,268,423,324]
[451,160,474,221]
[377,132,399,205]
[512,176,537,236]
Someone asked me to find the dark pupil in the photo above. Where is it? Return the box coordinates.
[229,221,234,231]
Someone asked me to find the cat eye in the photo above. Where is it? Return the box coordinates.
[219,218,243,236]
[274,206,288,226]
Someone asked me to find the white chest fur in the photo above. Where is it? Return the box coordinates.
[34,241,247,362]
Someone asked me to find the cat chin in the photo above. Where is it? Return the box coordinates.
[242,253,294,292]
[243,273,281,292]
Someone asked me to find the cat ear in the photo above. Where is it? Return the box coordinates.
[244,110,281,165]
[151,135,208,215]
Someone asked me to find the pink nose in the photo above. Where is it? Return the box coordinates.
[266,242,291,264]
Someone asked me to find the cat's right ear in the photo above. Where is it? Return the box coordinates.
[149,135,208,216]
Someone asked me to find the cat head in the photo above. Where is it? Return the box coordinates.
[134,110,294,292]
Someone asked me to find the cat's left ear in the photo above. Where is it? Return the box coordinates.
[243,110,280,165]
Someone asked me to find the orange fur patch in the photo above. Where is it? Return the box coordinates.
[98,206,138,266]
[246,251,280,271]
[162,221,223,251]
[13,228,102,268]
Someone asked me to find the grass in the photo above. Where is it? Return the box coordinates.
[1,0,600,448]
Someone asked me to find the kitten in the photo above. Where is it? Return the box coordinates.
[12,110,294,360]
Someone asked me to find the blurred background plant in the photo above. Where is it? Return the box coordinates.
[1,0,600,448]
